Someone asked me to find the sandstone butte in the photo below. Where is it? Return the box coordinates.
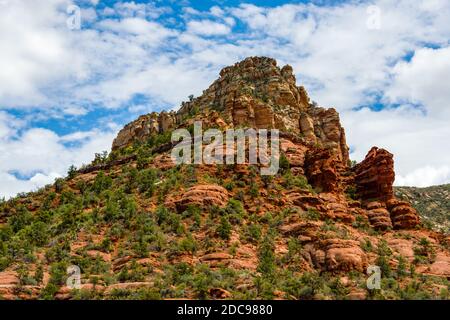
[0,57,449,300]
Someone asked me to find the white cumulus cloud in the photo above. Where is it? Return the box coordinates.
[187,20,231,36]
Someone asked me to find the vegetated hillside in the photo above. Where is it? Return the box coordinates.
[0,57,449,300]
[395,185,450,234]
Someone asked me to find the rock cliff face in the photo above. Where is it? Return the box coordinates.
[1,56,448,301]
[112,111,176,150]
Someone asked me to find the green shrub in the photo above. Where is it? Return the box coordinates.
[261,175,273,187]
[137,168,158,195]
[25,221,49,246]
[282,172,311,190]
[104,193,137,222]
[42,192,56,210]
[216,216,232,240]
[40,283,59,300]
[117,261,146,282]
[360,238,373,252]
[279,153,290,173]
[103,199,120,222]
[59,191,76,204]
[306,208,321,221]
[345,185,358,200]
[48,262,68,286]
[132,235,150,258]
[286,238,302,261]
[397,255,408,278]
[182,205,201,229]
[377,239,392,278]
[67,165,77,179]
[224,181,235,191]
[244,224,262,243]
[249,180,259,198]
[92,171,112,194]
[147,131,172,149]
[155,206,183,234]
[107,222,126,240]
[8,206,32,233]
[254,276,275,299]
[92,151,109,165]
[54,178,65,193]
[192,265,215,299]
[224,199,246,223]
[136,148,152,169]
[45,240,71,263]
[282,271,324,299]
[76,180,87,194]
[178,234,198,254]
[413,237,436,264]
[353,215,370,231]
[257,233,276,277]
[0,256,10,271]
[134,288,162,300]
[5,233,33,260]
[35,263,44,284]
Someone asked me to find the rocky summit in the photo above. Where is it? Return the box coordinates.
[0,57,449,300]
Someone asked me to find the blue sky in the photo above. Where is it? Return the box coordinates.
[0,0,449,198]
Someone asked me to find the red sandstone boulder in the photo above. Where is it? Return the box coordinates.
[173,184,229,212]
[278,221,321,239]
[313,239,368,272]
[386,199,420,229]
[200,252,233,262]
[367,208,393,230]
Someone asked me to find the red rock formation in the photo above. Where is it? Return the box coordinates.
[354,147,395,202]
[172,184,229,212]
[304,148,339,193]
[386,198,420,229]
[353,147,420,229]
[307,106,350,165]
[112,111,176,150]
[313,239,368,273]
[321,193,355,224]
[365,201,393,230]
